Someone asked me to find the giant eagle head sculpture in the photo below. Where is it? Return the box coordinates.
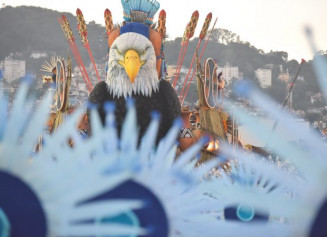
[107,32,159,98]
[88,19,179,145]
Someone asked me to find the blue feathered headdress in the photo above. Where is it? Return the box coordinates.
[121,0,160,25]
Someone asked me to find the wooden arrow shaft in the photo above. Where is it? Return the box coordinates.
[68,40,92,92]
[179,39,202,100]
[172,43,186,88]
[172,41,189,88]
[85,43,101,82]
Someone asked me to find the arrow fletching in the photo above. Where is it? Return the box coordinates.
[199,12,212,40]
[104,9,114,37]
[76,8,88,46]
[157,9,166,38]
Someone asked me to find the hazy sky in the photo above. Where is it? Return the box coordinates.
[2,0,327,61]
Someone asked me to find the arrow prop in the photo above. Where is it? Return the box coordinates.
[157,9,167,79]
[58,15,92,92]
[172,11,199,88]
[269,59,305,135]
[104,9,114,39]
[181,17,218,105]
[76,8,101,83]
[157,9,166,38]
[179,12,212,102]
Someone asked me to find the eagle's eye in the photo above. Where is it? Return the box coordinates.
[112,46,123,56]
[141,46,151,56]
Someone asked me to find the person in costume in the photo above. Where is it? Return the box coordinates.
[51,66,57,85]
[88,0,181,144]
[40,57,59,89]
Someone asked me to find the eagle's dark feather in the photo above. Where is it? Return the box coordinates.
[88,80,181,144]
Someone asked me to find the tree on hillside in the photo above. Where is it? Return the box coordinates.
[268,51,288,64]
[211,28,241,45]
[285,60,299,76]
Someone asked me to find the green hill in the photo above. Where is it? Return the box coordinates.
[0,6,107,61]
[0,6,324,111]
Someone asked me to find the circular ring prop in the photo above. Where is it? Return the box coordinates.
[202,58,223,108]
[55,59,69,112]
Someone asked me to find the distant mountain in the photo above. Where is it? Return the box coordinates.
[165,36,288,79]
[0,6,290,69]
[0,6,107,61]
[0,6,299,77]
[0,6,324,111]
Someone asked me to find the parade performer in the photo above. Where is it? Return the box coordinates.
[88,0,181,143]
[40,56,60,88]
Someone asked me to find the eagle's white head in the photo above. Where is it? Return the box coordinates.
[106,32,159,98]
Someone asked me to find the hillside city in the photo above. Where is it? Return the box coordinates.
[1,5,327,139]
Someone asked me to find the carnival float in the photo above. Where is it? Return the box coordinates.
[39,1,240,165]
[1,0,327,236]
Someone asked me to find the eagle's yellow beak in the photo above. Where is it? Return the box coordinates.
[119,49,145,83]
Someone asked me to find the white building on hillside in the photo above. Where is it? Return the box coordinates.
[0,59,26,82]
[255,68,272,88]
[219,66,241,85]
[30,51,48,59]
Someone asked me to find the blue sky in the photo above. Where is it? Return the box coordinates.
[1,0,327,61]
